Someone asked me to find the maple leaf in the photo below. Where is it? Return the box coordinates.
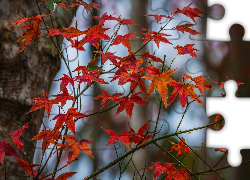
[173,23,202,35]
[81,24,109,49]
[71,39,85,51]
[54,74,75,92]
[69,0,101,13]
[130,71,146,94]
[27,91,57,118]
[146,162,171,179]
[111,32,140,49]
[114,92,147,118]
[51,88,75,107]
[146,162,191,180]
[144,14,173,23]
[169,81,204,108]
[172,6,205,24]
[46,27,84,45]
[32,129,62,155]
[184,74,213,95]
[73,66,108,87]
[102,128,130,148]
[117,17,136,25]
[169,137,191,156]
[17,158,40,177]
[7,14,48,28]
[93,12,118,25]
[215,148,228,154]
[11,20,42,53]
[52,107,86,136]
[0,140,20,165]
[174,44,200,57]
[141,51,163,63]
[129,121,152,149]
[142,67,176,108]
[94,89,123,108]
[7,122,30,153]
[59,135,93,167]
[141,27,172,48]
[95,51,121,66]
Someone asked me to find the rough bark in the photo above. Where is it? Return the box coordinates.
[0,0,76,179]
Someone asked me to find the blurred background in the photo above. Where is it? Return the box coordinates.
[25,0,250,179]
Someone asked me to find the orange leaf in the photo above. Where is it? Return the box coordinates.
[63,135,93,167]
[55,172,77,180]
[143,67,176,108]
[214,148,228,154]
[169,137,191,156]
[184,74,213,95]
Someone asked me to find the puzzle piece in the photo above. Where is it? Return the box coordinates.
[207,0,250,41]
[206,80,250,167]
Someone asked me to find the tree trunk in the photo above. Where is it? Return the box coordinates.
[0,0,76,179]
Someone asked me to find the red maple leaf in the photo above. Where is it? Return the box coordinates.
[146,162,191,180]
[71,39,85,51]
[52,107,86,136]
[129,121,152,149]
[142,67,177,108]
[141,51,163,63]
[0,140,20,165]
[171,6,205,24]
[73,65,108,87]
[169,81,204,108]
[111,32,140,49]
[95,51,121,66]
[173,23,202,35]
[115,92,147,118]
[184,74,213,95]
[141,27,172,48]
[130,71,146,94]
[32,129,62,155]
[93,12,118,25]
[7,122,30,153]
[169,137,191,156]
[69,0,101,13]
[51,88,75,107]
[58,135,94,167]
[27,91,57,118]
[54,74,75,92]
[174,44,200,57]
[94,89,123,108]
[117,17,136,25]
[144,14,173,23]
[17,158,40,177]
[102,128,130,148]
[7,14,48,28]
[11,20,42,53]
[46,27,84,46]
[81,25,109,49]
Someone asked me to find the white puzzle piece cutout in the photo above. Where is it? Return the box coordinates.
[206,80,250,167]
[207,0,250,41]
